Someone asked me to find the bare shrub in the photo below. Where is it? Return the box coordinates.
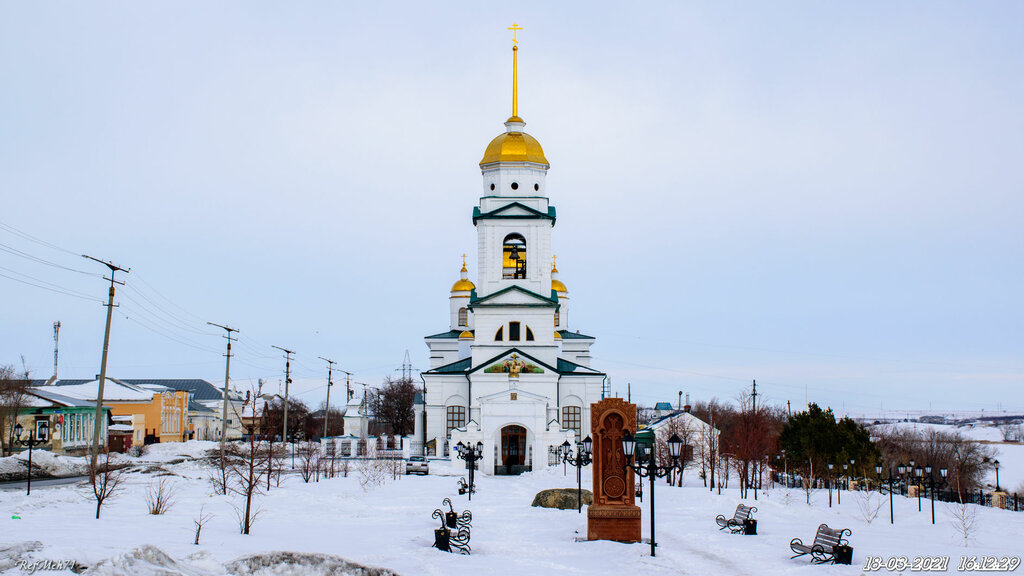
[145,477,178,515]
[856,488,884,524]
[356,457,387,491]
[298,441,320,483]
[88,452,126,519]
[229,383,271,534]
[947,497,978,547]
[193,505,213,545]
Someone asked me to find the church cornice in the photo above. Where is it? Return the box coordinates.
[468,284,559,309]
[472,202,556,225]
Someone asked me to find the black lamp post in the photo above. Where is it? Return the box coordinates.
[994,459,1001,492]
[455,441,484,501]
[13,421,49,495]
[875,465,898,525]
[780,449,788,488]
[922,465,947,525]
[560,436,593,514]
[827,463,834,508]
[914,466,923,511]
[621,431,683,558]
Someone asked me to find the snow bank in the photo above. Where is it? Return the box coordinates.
[0,450,88,479]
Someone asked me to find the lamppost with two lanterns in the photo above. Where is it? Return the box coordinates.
[621,431,683,558]
[13,420,50,495]
[559,436,593,514]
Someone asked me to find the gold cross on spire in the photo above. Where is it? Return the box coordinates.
[508,22,523,46]
[508,22,523,119]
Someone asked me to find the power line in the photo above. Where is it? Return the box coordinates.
[0,266,100,302]
[0,242,101,276]
[0,219,81,256]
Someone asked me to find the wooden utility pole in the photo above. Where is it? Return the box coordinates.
[318,357,336,438]
[751,379,758,412]
[82,255,129,468]
[271,346,294,445]
[208,322,238,452]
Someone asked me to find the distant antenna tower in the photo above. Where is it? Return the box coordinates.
[395,349,418,382]
[53,321,61,379]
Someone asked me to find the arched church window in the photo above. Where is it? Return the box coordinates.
[502,233,527,279]
[509,321,521,341]
[458,307,468,327]
[446,406,466,436]
[562,406,582,437]
[525,326,534,341]
[494,326,504,341]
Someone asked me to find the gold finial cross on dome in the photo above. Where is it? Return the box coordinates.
[508,22,523,46]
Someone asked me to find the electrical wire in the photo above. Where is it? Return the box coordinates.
[0,265,101,302]
[0,219,82,257]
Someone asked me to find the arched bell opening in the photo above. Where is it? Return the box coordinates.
[502,233,527,279]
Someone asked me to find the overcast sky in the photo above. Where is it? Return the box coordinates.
[1,2,1021,415]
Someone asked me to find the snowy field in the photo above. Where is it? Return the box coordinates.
[1,441,1022,575]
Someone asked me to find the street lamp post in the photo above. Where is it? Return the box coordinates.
[13,421,49,495]
[781,449,788,488]
[560,437,593,514]
[994,459,1001,492]
[922,465,948,524]
[876,465,898,525]
[914,466,923,511]
[455,441,483,502]
[827,463,834,508]
[621,432,683,558]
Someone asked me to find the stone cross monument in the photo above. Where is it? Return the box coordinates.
[587,397,641,542]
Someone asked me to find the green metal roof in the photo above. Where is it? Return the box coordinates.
[557,330,595,340]
[425,330,464,339]
[472,202,557,225]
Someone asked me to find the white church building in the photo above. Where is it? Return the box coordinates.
[421,36,607,475]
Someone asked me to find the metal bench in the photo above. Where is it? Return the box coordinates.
[715,503,757,533]
[790,523,852,564]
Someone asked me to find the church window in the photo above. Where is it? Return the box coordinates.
[490,183,495,191]
[511,182,519,190]
[502,233,527,279]
[525,326,534,341]
[446,406,466,435]
[458,307,468,327]
[494,326,504,341]
[509,321,521,341]
[554,311,559,327]
[562,406,582,437]
[534,183,539,191]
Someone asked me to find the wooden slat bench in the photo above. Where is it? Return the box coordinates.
[790,523,852,564]
[715,503,757,533]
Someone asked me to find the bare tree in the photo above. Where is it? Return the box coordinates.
[144,477,178,515]
[946,475,978,547]
[0,363,30,457]
[228,384,271,535]
[297,441,320,483]
[367,376,418,437]
[999,423,1022,442]
[356,455,388,491]
[856,488,884,524]
[193,505,213,545]
[88,451,125,519]
[655,415,696,487]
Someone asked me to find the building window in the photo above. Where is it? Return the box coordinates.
[494,326,504,341]
[446,406,466,436]
[502,233,527,279]
[509,321,521,341]
[562,406,582,437]
[554,311,559,327]
[525,326,534,341]
[458,307,468,327]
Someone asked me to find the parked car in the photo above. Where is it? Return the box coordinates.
[405,455,429,475]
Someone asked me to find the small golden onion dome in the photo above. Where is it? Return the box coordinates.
[554,331,562,339]
[551,278,568,293]
[451,278,475,292]
[459,330,474,340]
[480,130,549,166]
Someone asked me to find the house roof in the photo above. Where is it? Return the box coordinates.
[654,402,673,411]
[425,329,464,340]
[124,379,221,401]
[35,378,155,402]
[557,330,595,340]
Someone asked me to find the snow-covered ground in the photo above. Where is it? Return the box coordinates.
[1,441,1022,575]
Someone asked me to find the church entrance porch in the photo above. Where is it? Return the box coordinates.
[498,424,530,475]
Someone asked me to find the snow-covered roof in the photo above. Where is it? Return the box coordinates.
[37,379,155,402]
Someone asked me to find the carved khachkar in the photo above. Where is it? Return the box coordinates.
[587,397,641,542]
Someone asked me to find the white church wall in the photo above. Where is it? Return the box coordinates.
[480,164,548,199]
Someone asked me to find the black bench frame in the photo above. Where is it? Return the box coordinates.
[715,503,757,533]
[790,523,852,564]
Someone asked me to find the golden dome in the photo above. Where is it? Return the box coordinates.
[554,331,562,339]
[551,278,568,293]
[480,126,549,166]
[451,278,475,292]
[459,330,474,340]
